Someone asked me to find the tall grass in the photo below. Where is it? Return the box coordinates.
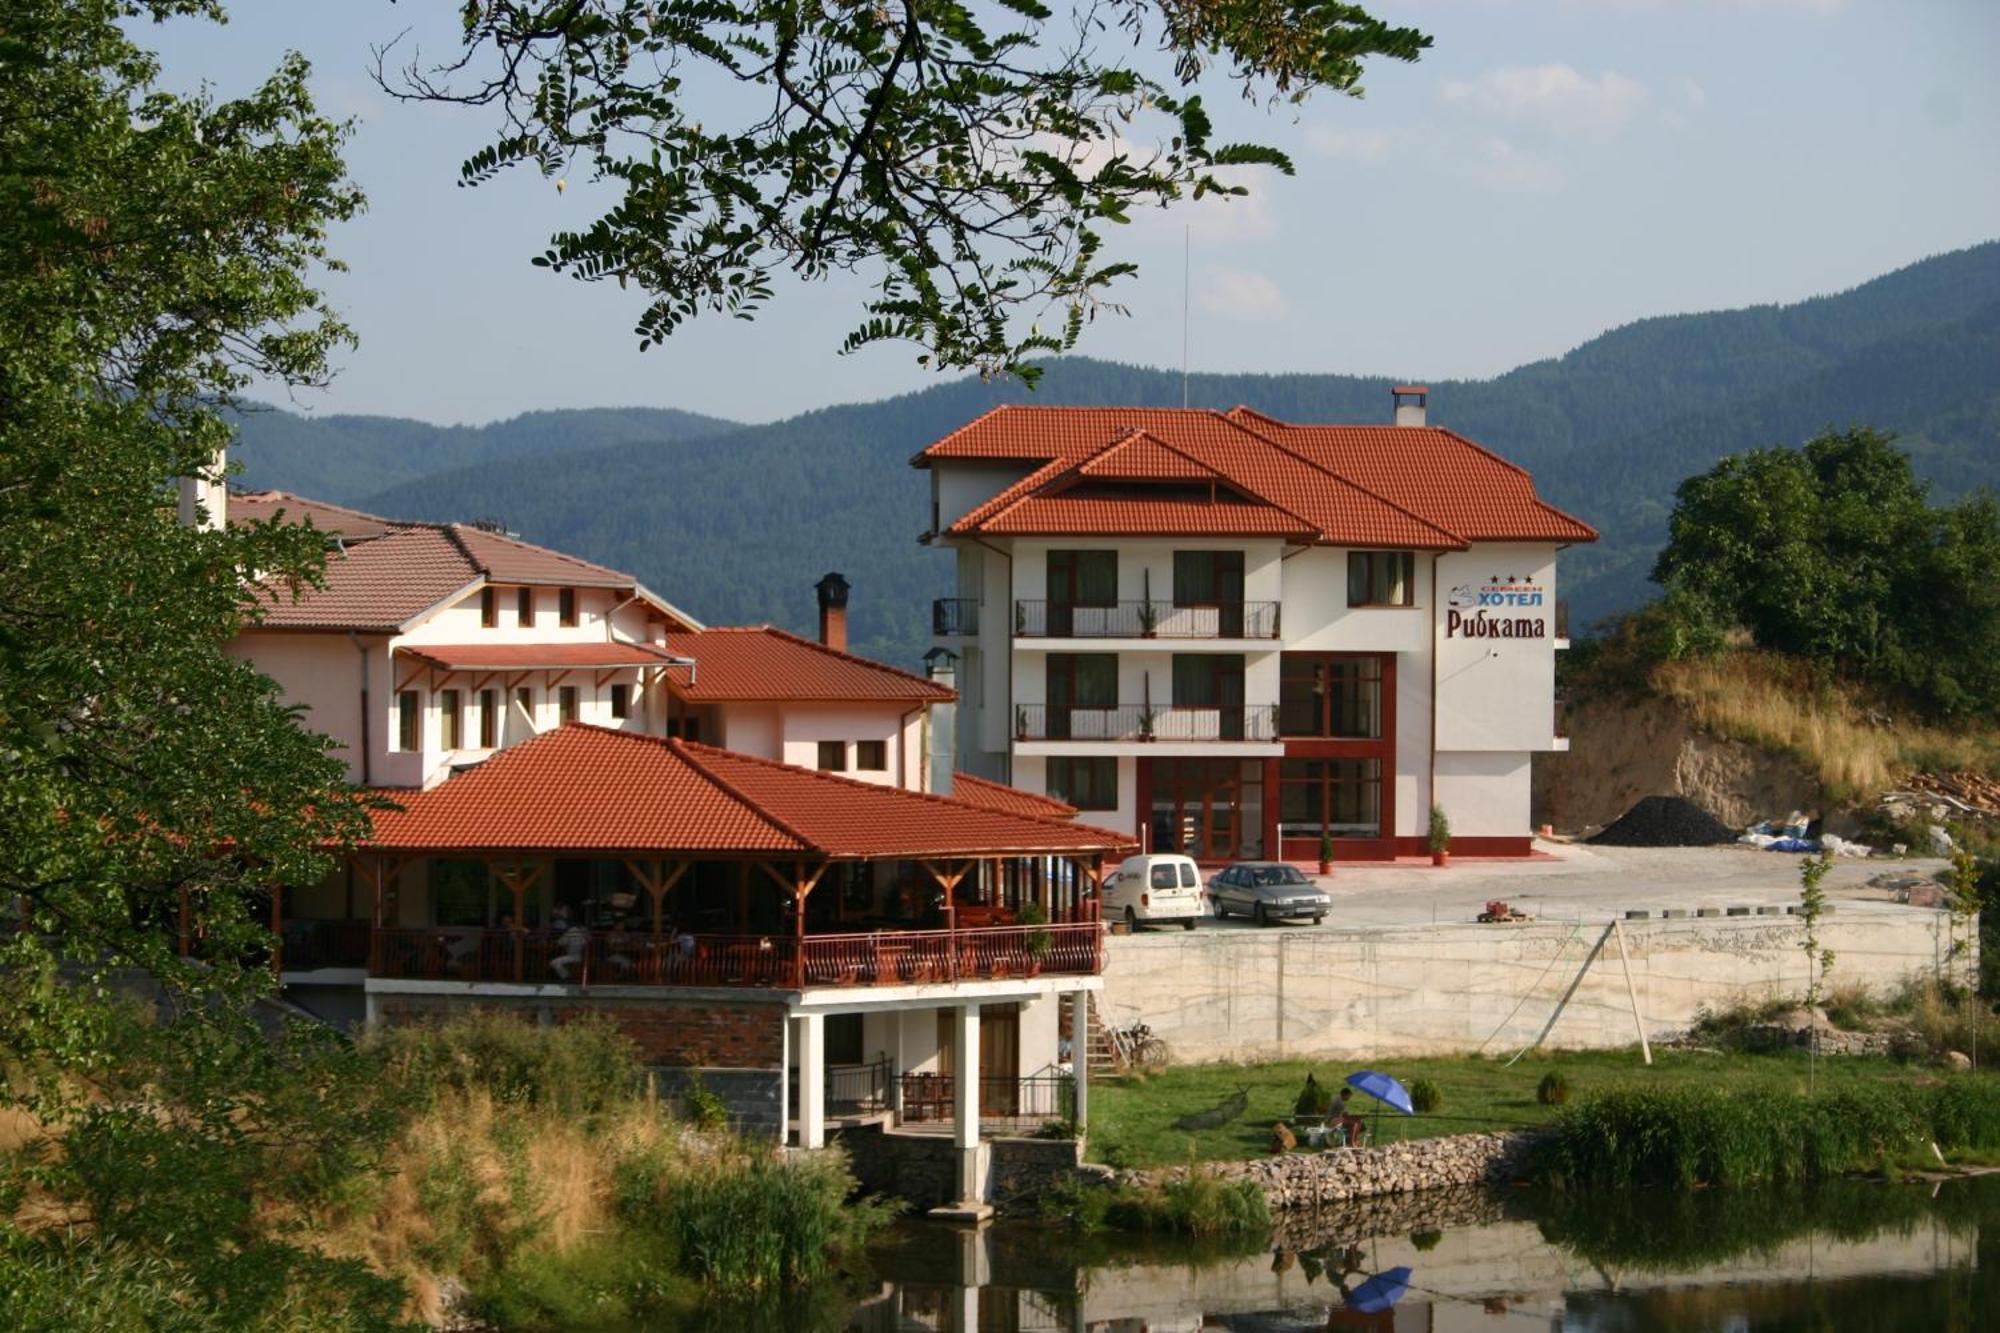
[1537,1081,2000,1190]
[1649,652,2000,798]
[1041,1171,1271,1239]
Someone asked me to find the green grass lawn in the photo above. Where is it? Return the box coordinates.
[1084,1048,1973,1168]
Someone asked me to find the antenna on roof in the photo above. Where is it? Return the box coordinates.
[1181,224,1191,409]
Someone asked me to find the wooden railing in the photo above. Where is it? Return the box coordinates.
[281,918,371,970]
[368,922,1102,989]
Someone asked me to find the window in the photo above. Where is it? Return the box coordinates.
[396,690,420,751]
[558,587,578,626]
[439,689,462,750]
[1150,864,1180,890]
[1279,654,1383,738]
[1047,550,1117,605]
[817,741,847,771]
[855,739,887,771]
[1279,758,1383,839]
[1171,653,1247,739]
[478,688,498,748]
[1046,756,1117,810]
[558,685,579,723]
[480,587,497,628]
[516,586,533,625]
[1347,551,1415,607]
[609,682,631,720]
[430,859,491,927]
[1173,550,1245,606]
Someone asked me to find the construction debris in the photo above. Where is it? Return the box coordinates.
[1587,795,1736,848]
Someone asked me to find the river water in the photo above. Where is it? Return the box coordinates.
[650,1175,2000,1332]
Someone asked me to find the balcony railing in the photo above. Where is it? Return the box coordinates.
[932,598,980,636]
[1013,600,1279,639]
[369,922,1103,989]
[897,1072,1075,1128]
[1014,703,1278,743]
[790,1055,893,1117]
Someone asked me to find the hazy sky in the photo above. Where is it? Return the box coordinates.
[147,1,1998,426]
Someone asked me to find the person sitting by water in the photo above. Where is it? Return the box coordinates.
[549,908,590,980]
[1334,1086,1365,1147]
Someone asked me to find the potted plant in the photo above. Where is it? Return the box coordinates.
[1428,804,1452,868]
[1137,601,1159,638]
[1317,830,1335,877]
[1019,902,1052,976]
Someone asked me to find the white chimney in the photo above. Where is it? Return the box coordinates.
[1391,385,1428,428]
[923,647,957,797]
[177,447,227,531]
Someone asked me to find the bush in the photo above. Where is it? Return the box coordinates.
[1537,1072,1570,1107]
[1293,1073,1333,1119]
[1102,1172,1271,1238]
[678,1071,732,1133]
[1408,1079,1442,1114]
[662,1152,885,1290]
[367,1010,643,1117]
[1535,1081,2000,1190]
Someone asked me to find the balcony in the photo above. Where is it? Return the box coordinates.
[368,921,1103,989]
[1013,600,1280,640]
[932,598,980,636]
[1013,703,1278,743]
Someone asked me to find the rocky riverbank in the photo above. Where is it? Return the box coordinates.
[1123,1131,1543,1214]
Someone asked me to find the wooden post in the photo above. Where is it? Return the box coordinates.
[624,859,687,939]
[1612,918,1653,1065]
[487,859,547,982]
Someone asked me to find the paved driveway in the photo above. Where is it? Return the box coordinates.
[1173,841,1949,935]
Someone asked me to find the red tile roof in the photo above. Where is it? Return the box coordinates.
[662,627,953,703]
[360,724,1131,857]
[398,642,692,673]
[949,772,1079,820]
[915,405,1595,546]
[451,524,637,589]
[230,490,405,541]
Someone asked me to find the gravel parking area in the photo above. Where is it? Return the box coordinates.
[1176,841,1950,934]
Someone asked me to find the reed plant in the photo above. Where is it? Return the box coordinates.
[1537,1081,2000,1190]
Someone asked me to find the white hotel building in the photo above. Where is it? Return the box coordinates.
[915,389,1597,861]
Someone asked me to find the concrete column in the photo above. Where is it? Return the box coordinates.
[778,1007,792,1148]
[953,1001,981,1150]
[1069,992,1089,1131]
[798,1012,826,1150]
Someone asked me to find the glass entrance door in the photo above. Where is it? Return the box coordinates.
[1147,759,1262,860]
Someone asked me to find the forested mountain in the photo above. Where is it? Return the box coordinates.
[227,405,739,503]
[228,242,2000,667]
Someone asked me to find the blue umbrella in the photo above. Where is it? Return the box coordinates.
[1344,1069,1414,1115]
[1346,1266,1412,1314]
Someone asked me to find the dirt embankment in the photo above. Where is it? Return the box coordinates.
[1533,692,1826,836]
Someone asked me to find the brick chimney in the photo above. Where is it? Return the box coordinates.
[815,572,850,653]
[1391,384,1428,428]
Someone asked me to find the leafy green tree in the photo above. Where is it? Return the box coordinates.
[1,3,403,1322]
[1652,428,2000,717]
[381,0,1429,379]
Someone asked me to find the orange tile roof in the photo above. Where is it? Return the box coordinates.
[450,524,637,588]
[360,724,1132,857]
[230,490,406,541]
[663,627,952,703]
[399,642,691,672]
[916,404,1595,547]
[949,772,1079,820]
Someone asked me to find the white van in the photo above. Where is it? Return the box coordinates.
[1104,853,1203,930]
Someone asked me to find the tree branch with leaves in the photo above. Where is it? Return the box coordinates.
[378,0,1428,380]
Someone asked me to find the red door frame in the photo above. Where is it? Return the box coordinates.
[1270,652,1398,862]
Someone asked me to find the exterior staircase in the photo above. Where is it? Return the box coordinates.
[1060,993,1118,1077]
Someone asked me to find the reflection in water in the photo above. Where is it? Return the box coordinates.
[615,1176,2000,1332]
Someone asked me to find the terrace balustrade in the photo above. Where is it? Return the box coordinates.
[1012,600,1279,640]
[368,920,1103,989]
[1013,702,1278,743]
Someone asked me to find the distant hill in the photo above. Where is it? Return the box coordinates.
[227,241,2000,667]
[227,405,740,503]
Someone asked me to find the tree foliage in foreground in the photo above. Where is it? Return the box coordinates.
[0,3,403,1323]
[1652,427,2000,719]
[381,0,1429,379]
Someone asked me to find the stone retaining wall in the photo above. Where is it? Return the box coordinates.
[1127,1131,1542,1214]
[835,1121,1085,1210]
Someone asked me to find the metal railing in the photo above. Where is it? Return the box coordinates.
[1013,600,1279,639]
[369,921,1103,988]
[896,1072,1076,1127]
[1013,702,1277,743]
[791,1055,893,1117]
[931,598,979,636]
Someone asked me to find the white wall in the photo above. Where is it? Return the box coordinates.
[776,703,923,788]
[1434,750,1531,839]
[400,584,659,648]
[1279,547,1432,655]
[1010,753,1136,833]
[933,462,1036,532]
[1008,538,1284,611]
[1432,544,1560,752]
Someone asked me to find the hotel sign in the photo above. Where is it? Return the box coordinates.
[1445,577,1549,639]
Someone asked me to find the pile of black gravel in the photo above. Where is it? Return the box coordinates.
[1588,795,1737,847]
